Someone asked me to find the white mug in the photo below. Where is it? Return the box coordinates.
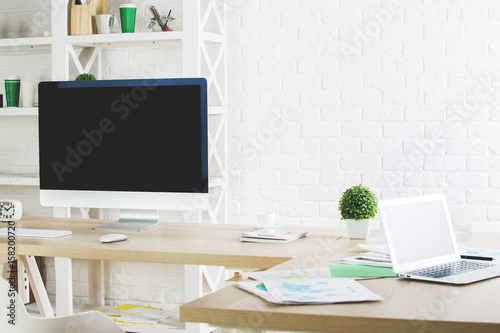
[21,81,37,108]
[257,213,276,228]
[96,14,115,34]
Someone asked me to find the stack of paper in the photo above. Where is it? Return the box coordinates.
[248,265,396,281]
[88,304,172,326]
[248,267,332,280]
[340,244,392,267]
[341,251,392,267]
[237,278,383,304]
[240,229,308,243]
[459,246,500,259]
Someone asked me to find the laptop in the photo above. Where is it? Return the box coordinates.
[379,194,500,285]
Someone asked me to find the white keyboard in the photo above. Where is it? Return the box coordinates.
[0,228,72,238]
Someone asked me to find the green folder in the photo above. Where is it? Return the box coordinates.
[330,264,397,278]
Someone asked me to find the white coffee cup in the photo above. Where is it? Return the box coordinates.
[96,14,115,34]
[257,213,276,228]
[21,81,37,108]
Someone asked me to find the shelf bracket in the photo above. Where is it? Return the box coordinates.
[67,45,100,76]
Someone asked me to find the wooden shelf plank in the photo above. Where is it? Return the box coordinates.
[0,174,39,186]
[66,31,184,48]
[0,37,52,49]
[0,107,38,116]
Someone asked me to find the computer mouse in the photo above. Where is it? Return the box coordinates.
[99,234,129,243]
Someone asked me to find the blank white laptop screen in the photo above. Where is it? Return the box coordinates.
[382,198,456,266]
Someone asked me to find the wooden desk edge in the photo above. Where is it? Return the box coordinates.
[0,216,342,268]
[180,301,500,333]
[180,232,500,333]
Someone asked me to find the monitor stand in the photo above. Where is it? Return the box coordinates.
[93,209,159,231]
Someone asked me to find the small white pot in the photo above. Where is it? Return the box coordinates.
[346,219,371,239]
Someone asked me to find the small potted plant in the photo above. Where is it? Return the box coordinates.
[338,184,378,239]
[75,73,96,81]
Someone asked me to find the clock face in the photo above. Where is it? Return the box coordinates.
[0,201,15,220]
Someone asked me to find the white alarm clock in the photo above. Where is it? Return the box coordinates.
[0,199,22,222]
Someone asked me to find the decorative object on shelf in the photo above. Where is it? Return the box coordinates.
[120,4,137,33]
[339,184,378,239]
[70,0,108,35]
[148,14,175,32]
[4,76,21,107]
[148,6,173,32]
[96,14,115,34]
[75,73,96,81]
[71,1,92,35]
[0,199,23,222]
[21,81,37,108]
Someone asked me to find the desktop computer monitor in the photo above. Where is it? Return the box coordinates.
[38,78,209,231]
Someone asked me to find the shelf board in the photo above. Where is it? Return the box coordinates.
[0,107,38,116]
[0,174,39,186]
[66,31,184,48]
[0,37,52,49]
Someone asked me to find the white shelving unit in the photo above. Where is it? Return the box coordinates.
[0,1,228,332]
[0,0,227,223]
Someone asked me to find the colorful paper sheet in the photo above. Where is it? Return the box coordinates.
[237,278,383,304]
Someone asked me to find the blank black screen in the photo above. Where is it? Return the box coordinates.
[39,79,208,193]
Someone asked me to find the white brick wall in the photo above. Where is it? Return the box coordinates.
[227,0,500,233]
[4,0,500,318]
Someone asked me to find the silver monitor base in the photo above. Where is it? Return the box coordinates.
[93,209,159,231]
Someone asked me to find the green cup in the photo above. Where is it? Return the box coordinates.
[120,4,137,33]
[4,76,20,107]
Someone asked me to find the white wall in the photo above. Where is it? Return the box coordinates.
[227,0,500,232]
[2,0,500,313]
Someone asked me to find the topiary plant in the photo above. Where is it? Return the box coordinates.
[75,73,96,81]
[339,184,378,221]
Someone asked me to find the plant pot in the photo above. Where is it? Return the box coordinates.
[346,219,371,239]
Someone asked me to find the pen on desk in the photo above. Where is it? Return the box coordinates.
[461,255,494,261]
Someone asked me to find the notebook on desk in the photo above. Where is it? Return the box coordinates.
[240,229,308,243]
[379,194,500,285]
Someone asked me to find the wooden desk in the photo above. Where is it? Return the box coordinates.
[180,231,500,333]
[0,216,340,320]
[5,217,339,268]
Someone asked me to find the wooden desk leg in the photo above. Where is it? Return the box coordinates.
[20,255,55,317]
[1,255,8,279]
[16,258,30,303]
[55,257,73,316]
[88,259,105,307]
[1,263,8,280]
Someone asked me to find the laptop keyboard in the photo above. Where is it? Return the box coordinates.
[407,260,493,278]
